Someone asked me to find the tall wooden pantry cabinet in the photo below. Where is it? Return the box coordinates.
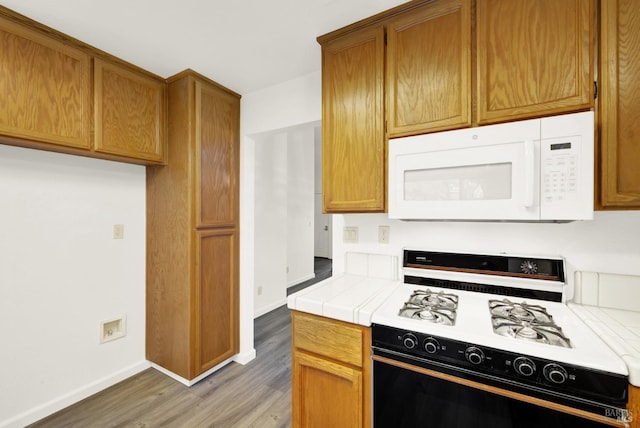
[146,69,240,381]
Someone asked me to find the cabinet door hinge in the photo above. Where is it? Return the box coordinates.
[594,81,598,100]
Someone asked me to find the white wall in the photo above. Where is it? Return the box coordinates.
[239,70,321,354]
[286,126,315,287]
[331,212,640,298]
[0,145,148,428]
[313,125,332,259]
[252,126,316,318]
[254,133,288,316]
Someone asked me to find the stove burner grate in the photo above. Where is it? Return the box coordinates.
[398,289,458,326]
[489,299,571,348]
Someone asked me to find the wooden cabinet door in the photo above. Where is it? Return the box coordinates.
[599,0,640,208]
[196,81,240,228]
[386,0,471,137]
[292,351,363,428]
[477,0,594,124]
[0,17,91,149]
[628,385,639,428]
[195,228,238,376]
[321,25,386,213]
[94,58,166,163]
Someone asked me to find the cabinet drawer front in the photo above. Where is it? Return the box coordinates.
[292,311,364,367]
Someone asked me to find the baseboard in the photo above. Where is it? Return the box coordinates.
[1,360,150,428]
[233,348,257,365]
[287,273,315,288]
[254,298,287,318]
[150,357,235,387]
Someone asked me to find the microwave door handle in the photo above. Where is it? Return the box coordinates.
[524,140,535,208]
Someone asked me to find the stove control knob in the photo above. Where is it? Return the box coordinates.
[513,357,536,377]
[543,364,568,384]
[423,337,440,354]
[465,347,485,365]
[402,333,419,350]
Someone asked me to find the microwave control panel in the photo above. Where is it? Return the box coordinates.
[541,136,580,204]
[539,132,593,221]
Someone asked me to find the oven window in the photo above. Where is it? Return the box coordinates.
[374,360,610,428]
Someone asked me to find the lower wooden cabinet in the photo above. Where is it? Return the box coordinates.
[629,385,639,428]
[291,311,371,428]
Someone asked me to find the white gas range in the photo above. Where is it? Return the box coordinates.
[371,249,630,427]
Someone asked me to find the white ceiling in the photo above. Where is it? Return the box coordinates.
[1,0,408,94]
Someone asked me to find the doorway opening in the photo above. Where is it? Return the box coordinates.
[253,121,332,317]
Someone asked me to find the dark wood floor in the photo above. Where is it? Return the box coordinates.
[29,258,332,428]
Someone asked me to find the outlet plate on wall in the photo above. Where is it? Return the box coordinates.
[100,316,126,343]
[378,225,390,244]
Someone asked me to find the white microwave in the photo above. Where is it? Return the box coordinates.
[388,111,594,221]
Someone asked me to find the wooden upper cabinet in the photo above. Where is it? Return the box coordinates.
[0,6,167,164]
[0,16,91,149]
[599,0,640,208]
[476,0,594,124]
[386,0,471,137]
[94,58,167,163]
[196,81,240,227]
[321,25,386,213]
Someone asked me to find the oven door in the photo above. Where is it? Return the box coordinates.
[373,351,626,428]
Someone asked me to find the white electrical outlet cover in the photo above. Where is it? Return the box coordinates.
[100,316,126,343]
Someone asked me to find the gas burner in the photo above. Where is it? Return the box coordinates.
[489,299,554,323]
[408,289,458,309]
[489,299,571,348]
[398,289,458,326]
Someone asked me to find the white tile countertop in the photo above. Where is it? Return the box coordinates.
[286,252,401,326]
[569,271,640,387]
[287,274,400,326]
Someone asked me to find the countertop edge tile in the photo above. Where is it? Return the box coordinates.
[287,274,399,327]
[569,302,640,387]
